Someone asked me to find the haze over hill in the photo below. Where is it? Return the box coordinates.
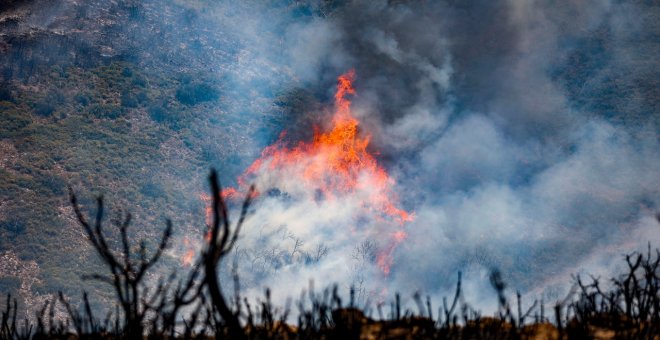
[0,0,658,319]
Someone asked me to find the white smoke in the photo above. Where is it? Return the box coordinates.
[206,0,660,311]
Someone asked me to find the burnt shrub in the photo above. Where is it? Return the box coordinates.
[175,82,219,105]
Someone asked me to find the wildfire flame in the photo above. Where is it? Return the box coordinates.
[181,193,214,267]
[219,70,413,275]
[182,237,195,267]
[199,193,213,229]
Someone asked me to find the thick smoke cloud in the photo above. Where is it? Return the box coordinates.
[3,0,657,313]
[211,0,660,309]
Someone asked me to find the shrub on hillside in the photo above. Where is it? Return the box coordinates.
[0,85,14,103]
[120,91,138,108]
[33,91,66,117]
[121,67,133,78]
[175,82,219,105]
[1,218,26,237]
[132,75,147,87]
[33,101,55,117]
[89,104,122,119]
[147,102,174,123]
[75,93,90,106]
[139,181,166,198]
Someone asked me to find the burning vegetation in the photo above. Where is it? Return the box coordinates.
[2,169,660,339]
[1,0,658,338]
[3,72,657,339]
[180,71,415,279]
[220,71,413,276]
[226,71,411,224]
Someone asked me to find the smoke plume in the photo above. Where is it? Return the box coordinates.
[2,0,658,312]
[213,0,659,308]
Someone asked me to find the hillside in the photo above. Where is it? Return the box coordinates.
[0,0,307,316]
[0,0,658,330]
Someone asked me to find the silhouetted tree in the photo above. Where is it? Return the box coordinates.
[202,170,253,339]
[69,188,172,338]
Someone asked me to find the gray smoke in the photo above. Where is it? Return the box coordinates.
[2,0,658,313]
[213,0,660,308]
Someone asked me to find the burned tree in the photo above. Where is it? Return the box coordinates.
[69,189,173,338]
[202,170,254,339]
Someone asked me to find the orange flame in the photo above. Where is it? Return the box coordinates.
[225,70,413,275]
[181,194,214,266]
[182,237,195,267]
[198,193,214,242]
[199,193,213,226]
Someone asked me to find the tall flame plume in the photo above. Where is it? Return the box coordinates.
[207,71,413,275]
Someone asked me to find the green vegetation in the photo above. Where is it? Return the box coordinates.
[175,82,219,105]
[0,60,237,307]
